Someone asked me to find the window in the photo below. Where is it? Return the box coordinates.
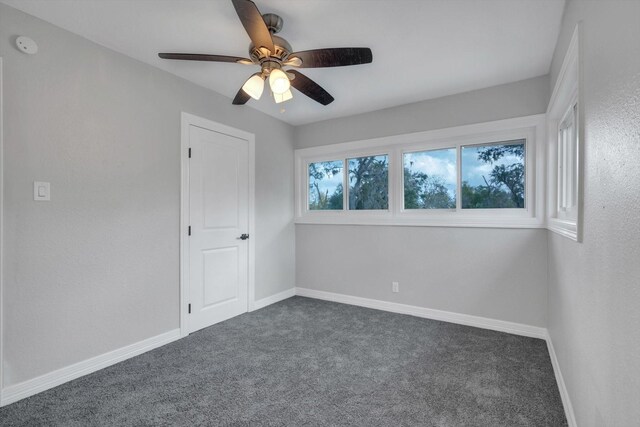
[348,155,389,210]
[403,148,456,209]
[308,160,343,210]
[557,104,578,220]
[295,115,545,228]
[546,24,581,241]
[461,140,526,209]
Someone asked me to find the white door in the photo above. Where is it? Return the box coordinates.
[188,124,249,333]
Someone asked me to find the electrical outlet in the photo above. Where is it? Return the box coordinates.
[392,281,399,293]
[34,181,50,201]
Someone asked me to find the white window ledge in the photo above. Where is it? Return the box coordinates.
[547,218,578,241]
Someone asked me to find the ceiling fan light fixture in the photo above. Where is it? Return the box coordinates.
[269,68,290,94]
[242,74,265,100]
[273,89,293,104]
[158,0,373,107]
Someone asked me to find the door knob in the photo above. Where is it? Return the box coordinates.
[238,233,249,240]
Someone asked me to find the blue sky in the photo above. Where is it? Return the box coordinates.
[461,142,525,188]
[404,148,457,198]
[309,160,343,198]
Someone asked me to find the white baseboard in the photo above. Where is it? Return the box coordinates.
[1,328,181,407]
[295,287,547,339]
[251,288,296,311]
[0,287,298,407]
[545,331,578,427]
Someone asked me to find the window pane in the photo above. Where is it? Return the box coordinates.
[348,155,389,210]
[461,140,526,209]
[404,148,456,209]
[557,103,578,219]
[308,160,344,210]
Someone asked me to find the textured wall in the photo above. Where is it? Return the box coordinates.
[295,76,550,327]
[546,1,640,426]
[1,4,295,386]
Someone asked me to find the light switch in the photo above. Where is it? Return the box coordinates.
[34,181,50,201]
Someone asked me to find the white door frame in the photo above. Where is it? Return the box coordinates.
[180,112,256,337]
[0,57,5,405]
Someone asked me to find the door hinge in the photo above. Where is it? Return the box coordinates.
[188,147,192,158]
[188,226,191,236]
[188,303,191,314]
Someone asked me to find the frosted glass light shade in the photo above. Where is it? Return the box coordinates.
[242,75,264,100]
[273,89,293,104]
[269,69,290,94]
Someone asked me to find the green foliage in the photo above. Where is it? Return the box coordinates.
[461,181,518,208]
[462,142,525,209]
[490,163,524,207]
[404,168,455,209]
[477,143,524,163]
[327,184,343,209]
[308,161,343,210]
[348,156,389,210]
[309,141,525,212]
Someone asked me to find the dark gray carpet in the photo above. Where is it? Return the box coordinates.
[0,296,566,426]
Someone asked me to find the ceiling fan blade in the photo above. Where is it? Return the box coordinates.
[233,72,263,105]
[288,70,334,105]
[231,0,275,54]
[288,47,372,68]
[232,87,252,105]
[158,53,253,64]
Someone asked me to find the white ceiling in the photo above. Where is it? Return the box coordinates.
[2,0,565,126]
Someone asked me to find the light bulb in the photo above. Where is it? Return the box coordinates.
[242,74,264,100]
[273,89,293,104]
[269,69,290,94]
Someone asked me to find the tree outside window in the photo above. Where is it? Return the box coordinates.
[461,140,525,209]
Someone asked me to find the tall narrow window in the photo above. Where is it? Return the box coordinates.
[461,140,526,209]
[557,103,578,220]
[348,155,389,210]
[308,160,344,210]
[545,25,580,240]
[403,148,456,209]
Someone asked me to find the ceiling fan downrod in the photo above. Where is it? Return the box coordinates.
[157,0,372,106]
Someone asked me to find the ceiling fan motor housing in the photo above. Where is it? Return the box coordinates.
[249,33,292,71]
[158,1,372,107]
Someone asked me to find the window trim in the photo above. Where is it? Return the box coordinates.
[295,114,546,228]
[546,24,582,241]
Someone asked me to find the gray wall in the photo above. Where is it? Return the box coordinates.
[0,4,295,386]
[295,76,550,327]
[547,1,640,425]
[297,226,548,326]
[294,75,549,148]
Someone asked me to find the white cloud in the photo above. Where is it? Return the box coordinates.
[408,153,456,185]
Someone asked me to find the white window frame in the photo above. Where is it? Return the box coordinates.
[295,114,546,228]
[546,24,583,241]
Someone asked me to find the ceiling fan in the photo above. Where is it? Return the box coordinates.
[158,0,373,106]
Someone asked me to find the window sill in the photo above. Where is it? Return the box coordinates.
[295,213,544,229]
[547,217,578,241]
